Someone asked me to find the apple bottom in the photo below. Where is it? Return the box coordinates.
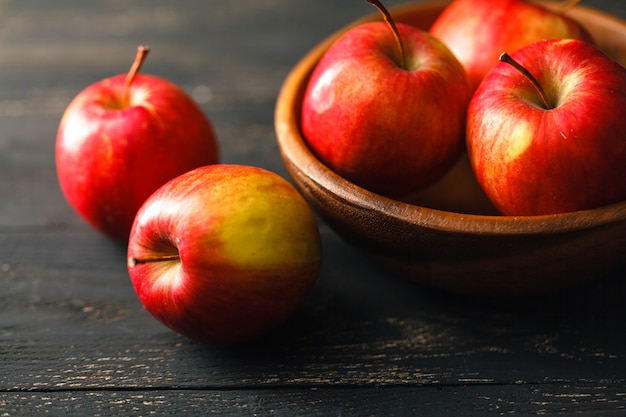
[129,259,320,345]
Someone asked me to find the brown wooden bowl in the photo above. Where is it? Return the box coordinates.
[274,1,626,296]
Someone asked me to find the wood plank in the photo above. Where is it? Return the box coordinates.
[2,0,626,415]
[2,383,626,416]
[2,226,626,390]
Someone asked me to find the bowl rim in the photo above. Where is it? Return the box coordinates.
[275,1,626,236]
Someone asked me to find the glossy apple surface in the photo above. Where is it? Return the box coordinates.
[430,0,593,90]
[467,39,626,216]
[127,164,323,345]
[56,48,219,241]
[301,17,472,199]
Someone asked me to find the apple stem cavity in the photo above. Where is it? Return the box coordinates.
[122,45,151,107]
[366,0,407,69]
[129,254,180,268]
[499,52,553,110]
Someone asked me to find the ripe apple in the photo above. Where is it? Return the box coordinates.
[127,164,323,345]
[467,38,626,216]
[301,0,472,199]
[56,46,219,241]
[430,0,593,90]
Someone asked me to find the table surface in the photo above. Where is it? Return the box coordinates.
[2,1,626,415]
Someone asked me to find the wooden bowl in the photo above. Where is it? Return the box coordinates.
[274,1,626,296]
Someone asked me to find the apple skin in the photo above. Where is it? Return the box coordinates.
[430,0,593,90]
[467,39,626,216]
[301,21,472,199]
[127,164,323,345]
[56,73,219,242]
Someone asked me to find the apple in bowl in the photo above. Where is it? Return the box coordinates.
[300,0,472,199]
[467,38,626,216]
[430,0,593,90]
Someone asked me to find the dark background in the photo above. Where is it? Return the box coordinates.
[2,1,626,415]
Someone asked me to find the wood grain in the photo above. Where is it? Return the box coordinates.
[1,0,626,415]
[2,384,626,416]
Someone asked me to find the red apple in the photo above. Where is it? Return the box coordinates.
[300,0,472,199]
[56,46,219,241]
[127,164,323,345]
[430,0,593,90]
[467,38,626,216]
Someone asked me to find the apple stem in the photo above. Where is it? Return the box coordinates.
[122,45,150,107]
[366,0,406,69]
[128,254,180,268]
[499,52,553,110]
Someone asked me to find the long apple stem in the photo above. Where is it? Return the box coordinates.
[128,254,180,268]
[499,52,552,109]
[122,45,150,107]
[366,0,406,69]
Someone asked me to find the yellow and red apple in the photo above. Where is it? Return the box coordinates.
[127,164,323,345]
[467,39,626,215]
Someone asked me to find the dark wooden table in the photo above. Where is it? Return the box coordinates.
[2,1,626,415]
